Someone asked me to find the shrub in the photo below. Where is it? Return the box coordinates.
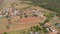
[44,29,48,33]
[3,32,7,34]
[33,26,41,32]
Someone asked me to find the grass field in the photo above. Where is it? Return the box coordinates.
[7,28,45,34]
[0,17,8,30]
[49,16,60,30]
[7,29,30,34]
[50,16,60,24]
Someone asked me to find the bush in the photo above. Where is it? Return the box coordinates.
[20,16,22,18]
[24,15,28,18]
[46,13,55,18]
[55,23,59,25]
[3,32,7,34]
[33,26,41,32]
[24,13,28,18]
[45,18,51,22]
[6,25,10,29]
[44,29,48,33]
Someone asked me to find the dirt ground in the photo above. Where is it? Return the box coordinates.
[0,16,46,33]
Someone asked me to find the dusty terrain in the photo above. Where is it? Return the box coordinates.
[0,0,46,33]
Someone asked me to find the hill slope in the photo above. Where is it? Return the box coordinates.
[19,0,60,13]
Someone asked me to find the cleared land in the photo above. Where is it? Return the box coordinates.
[0,0,60,34]
[7,6,60,34]
[0,3,46,33]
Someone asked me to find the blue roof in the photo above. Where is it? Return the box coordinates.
[56,24,60,27]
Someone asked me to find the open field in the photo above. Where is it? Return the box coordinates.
[0,0,60,34]
[0,17,8,30]
[0,15,45,33]
[0,2,46,33]
[2,6,54,34]
[6,6,60,34]
[0,5,55,34]
[49,16,60,30]
[50,16,60,24]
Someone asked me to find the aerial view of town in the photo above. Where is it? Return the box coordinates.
[0,0,60,34]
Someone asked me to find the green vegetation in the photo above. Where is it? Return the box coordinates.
[46,13,55,18]
[7,25,48,34]
[44,13,55,23]
[55,23,59,25]
[44,29,48,33]
[45,18,51,23]
[30,24,48,34]
[32,26,41,32]
[55,23,60,29]
[20,0,60,14]
[56,13,60,17]
[5,15,11,19]
[3,32,7,34]
[7,29,31,34]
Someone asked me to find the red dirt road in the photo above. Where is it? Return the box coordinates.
[0,16,46,33]
[20,17,44,22]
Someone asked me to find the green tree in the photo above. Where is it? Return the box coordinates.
[33,26,41,32]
